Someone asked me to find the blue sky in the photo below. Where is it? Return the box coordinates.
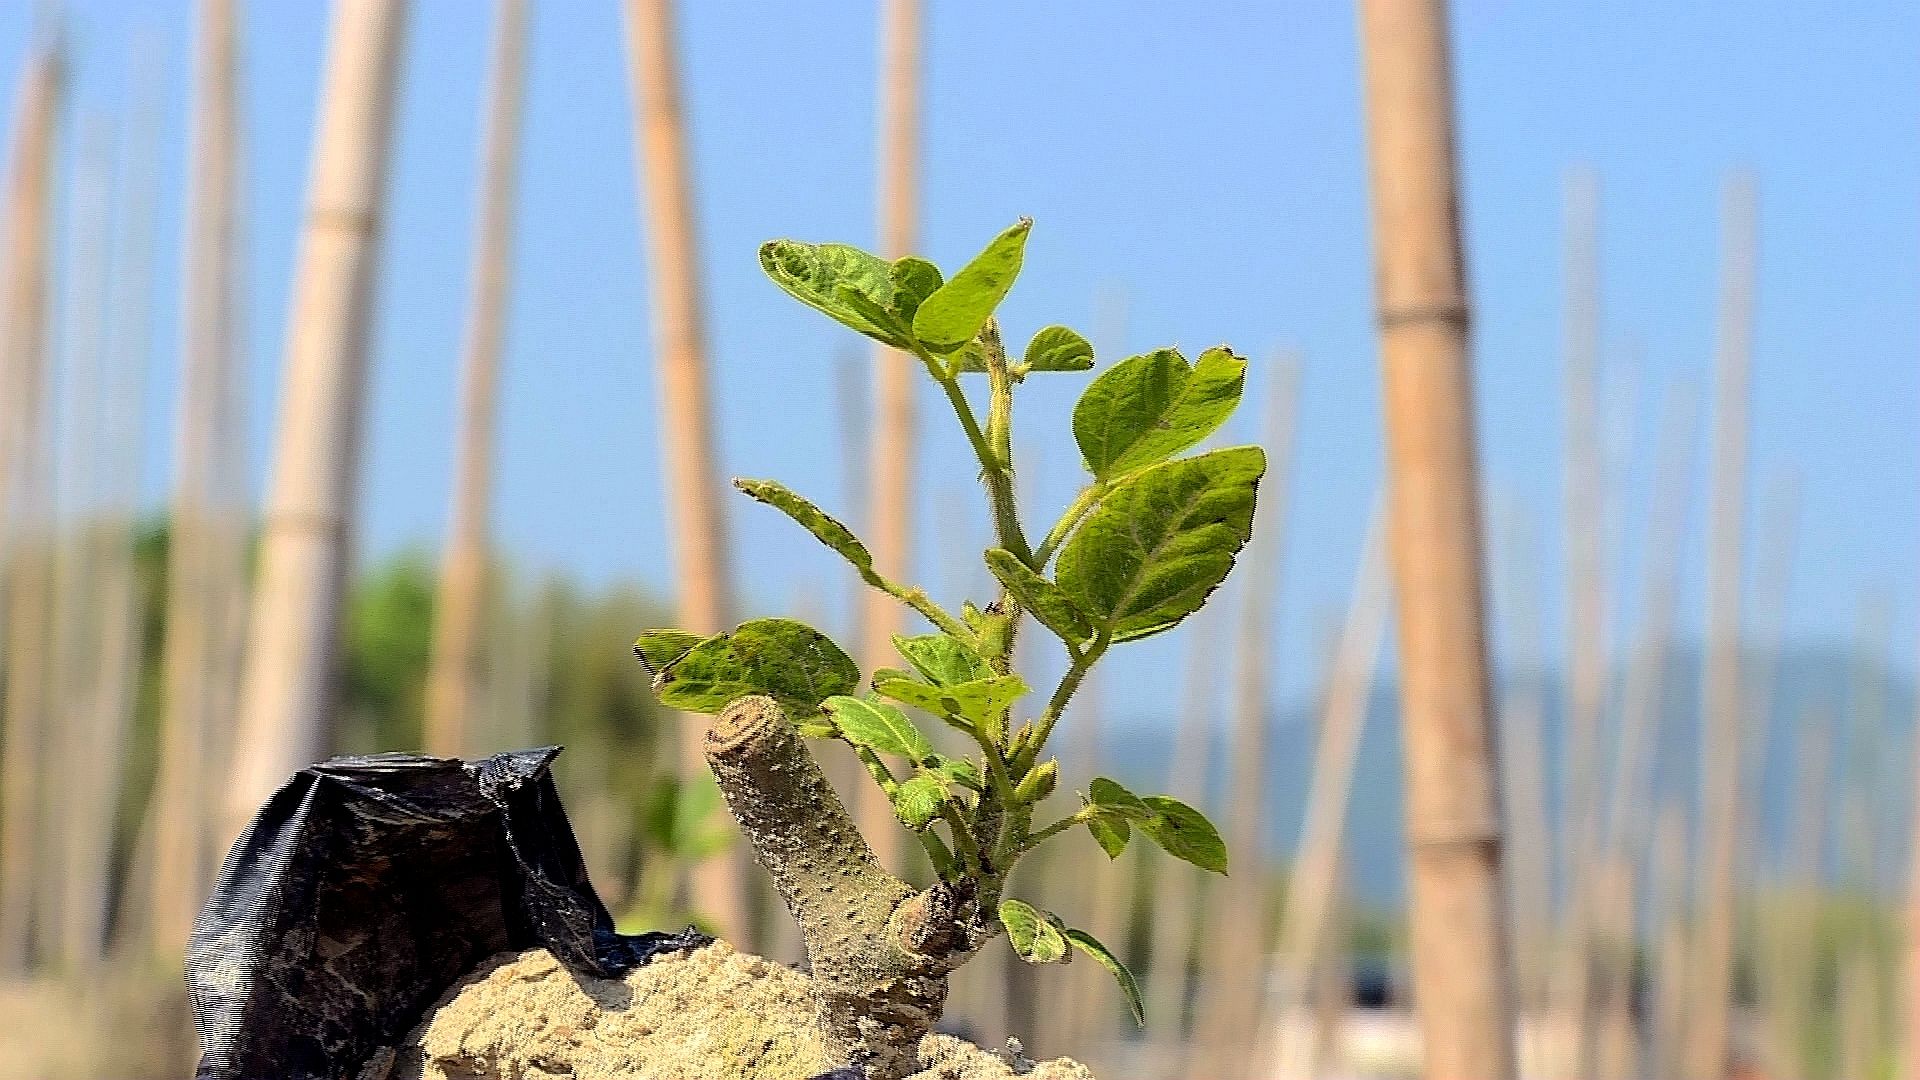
[4,2,1917,723]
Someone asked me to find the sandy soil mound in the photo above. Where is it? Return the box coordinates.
[374,942,1093,1080]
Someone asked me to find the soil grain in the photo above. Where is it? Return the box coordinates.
[384,942,1093,1080]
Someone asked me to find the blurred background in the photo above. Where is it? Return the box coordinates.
[0,1,1915,1078]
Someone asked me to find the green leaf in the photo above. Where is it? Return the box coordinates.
[1056,446,1265,643]
[759,240,910,348]
[1072,346,1248,481]
[889,257,944,323]
[869,666,917,690]
[912,219,1032,351]
[733,479,880,585]
[999,899,1069,964]
[892,633,994,687]
[1023,325,1095,372]
[983,549,1091,644]
[1088,777,1156,821]
[1139,795,1228,874]
[925,754,985,792]
[824,695,934,762]
[632,629,703,677]
[642,775,734,861]
[1065,928,1145,1026]
[874,674,1029,733]
[890,773,948,830]
[1087,814,1130,858]
[653,618,859,714]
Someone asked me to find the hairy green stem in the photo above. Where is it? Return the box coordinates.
[1034,482,1104,567]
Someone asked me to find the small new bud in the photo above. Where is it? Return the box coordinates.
[1014,758,1058,803]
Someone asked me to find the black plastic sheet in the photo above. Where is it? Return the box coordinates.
[186,747,708,1080]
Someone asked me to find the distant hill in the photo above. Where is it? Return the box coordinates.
[1090,644,1915,905]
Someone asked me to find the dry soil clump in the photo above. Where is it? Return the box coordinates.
[379,942,1093,1080]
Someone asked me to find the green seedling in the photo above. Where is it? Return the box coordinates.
[635,218,1265,1078]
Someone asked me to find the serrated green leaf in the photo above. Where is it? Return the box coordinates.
[1073,346,1248,481]
[759,240,910,348]
[924,754,985,792]
[890,773,948,830]
[875,675,1029,733]
[1056,447,1265,643]
[999,898,1069,964]
[983,549,1091,644]
[892,633,993,687]
[1088,777,1156,821]
[653,619,858,714]
[869,666,916,690]
[889,257,943,323]
[912,220,1032,351]
[633,629,703,677]
[1066,928,1145,1026]
[1087,814,1130,858]
[1139,795,1228,874]
[824,695,934,762]
[1024,324,1095,372]
[733,479,879,585]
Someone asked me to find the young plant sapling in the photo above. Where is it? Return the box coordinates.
[634,219,1265,1079]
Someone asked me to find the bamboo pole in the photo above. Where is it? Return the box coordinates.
[1650,803,1690,1080]
[1266,507,1391,1080]
[1555,169,1606,1080]
[424,0,529,759]
[1686,174,1757,1080]
[621,0,749,945]
[1355,3,1518,1075]
[156,0,248,957]
[1194,357,1300,1080]
[1761,706,1828,1080]
[1490,502,1555,1068]
[228,0,410,843]
[0,37,64,976]
[854,0,925,875]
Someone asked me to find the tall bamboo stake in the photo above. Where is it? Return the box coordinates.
[1762,706,1828,1080]
[620,0,747,943]
[1556,169,1606,1080]
[424,0,529,758]
[1650,803,1691,1080]
[1490,503,1554,1065]
[227,0,410,838]
[855,0,925,874]
[156,0,249,956]
[1356,2,1518,1075]
[0,37,64,976]
[1195,357,1300,1080]
[1266,507,1390,1080]
[1686,174,1757,1080]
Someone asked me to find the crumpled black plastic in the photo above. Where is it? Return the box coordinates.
[186,747,709,1080]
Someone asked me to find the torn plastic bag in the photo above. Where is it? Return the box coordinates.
[186,747,708,1080]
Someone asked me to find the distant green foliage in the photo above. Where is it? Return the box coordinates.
[637,219,1269,1024]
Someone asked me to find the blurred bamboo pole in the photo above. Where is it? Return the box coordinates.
[68,72,162,971]
[857,0,924,874]
[1650,803,1691,1080]
[157,0,253,952]
[1491,504,1554,1060]
[48,117,117,975]
[1356,2,1519,1075]
[1761,707,1828,1080]
[620,0,748,943]
[1142,605,1221,1044]
[1266,507,1391,1080]
[1194,357,1299,1080]
[424,0,528,759]
[227,0,410,839]
[1555,169,1606,1080]
[0,36,64,976]
[1686,174,1757,1080]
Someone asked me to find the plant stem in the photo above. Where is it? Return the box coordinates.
[1034,482,1104,567]
[1023,632,1110,770]
[1023,808,1091,852]
[915,342,1033,566]
[875,578,977,648]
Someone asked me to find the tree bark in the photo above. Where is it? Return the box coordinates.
[705,695,989,1080]
[859,0,924,875]
[1355,1,1519,1077]
[620,0,749,944]
[227,0,409,840]
[424,0,528,759]
[0,38,62,976]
